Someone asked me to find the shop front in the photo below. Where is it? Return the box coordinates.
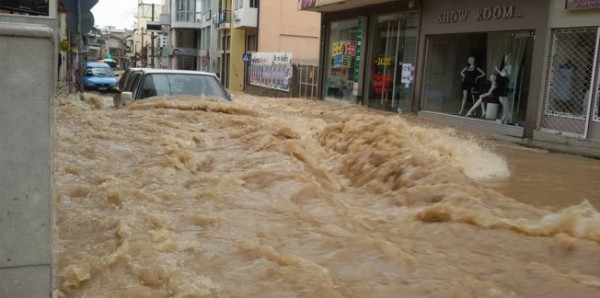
[415,0,550,137]
[538,0,600,142]
[307,0,420,113]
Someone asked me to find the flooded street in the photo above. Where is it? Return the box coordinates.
[490,145,600,211]
[54,94,600,298]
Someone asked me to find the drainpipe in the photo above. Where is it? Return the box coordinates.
[256,0,260,50]
[318,13,327,100]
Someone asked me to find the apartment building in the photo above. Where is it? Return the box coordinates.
[101,27,131,69]
[131,1,162,67]
[219,0,321,91]
[155,0,218,71]
[158,0,320,92]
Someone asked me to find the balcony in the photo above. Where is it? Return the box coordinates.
[213,10,231,30]
[233,2,257,29]
[172,9,212,29]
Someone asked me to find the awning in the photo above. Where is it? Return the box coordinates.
[171,48,197,57]
[298,0,412,12]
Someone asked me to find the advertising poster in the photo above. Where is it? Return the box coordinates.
[332,41,356,56]
[250,52,293,92]
[332,40,356,69]
[401,63,415,88]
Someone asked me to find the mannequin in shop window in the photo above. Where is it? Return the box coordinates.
[465,74,499,118]
[458,56,485,115]
[495,53,513,124]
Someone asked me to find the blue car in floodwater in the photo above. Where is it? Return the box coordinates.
[83,62,118,92]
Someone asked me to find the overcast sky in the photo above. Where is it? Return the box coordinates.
[91,0,162,30]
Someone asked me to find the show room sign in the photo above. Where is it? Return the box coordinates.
[437,5,523,24]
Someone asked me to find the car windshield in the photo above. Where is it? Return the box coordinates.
[139,73,229,100]
[89,67,114,77]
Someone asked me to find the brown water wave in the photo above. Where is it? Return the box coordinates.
[54,94,600,297]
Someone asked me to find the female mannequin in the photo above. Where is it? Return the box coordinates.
[458,56,485,115]
[465,74,499,118]
[495,53,512,124]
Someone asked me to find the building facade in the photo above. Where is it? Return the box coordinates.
[303,0,420,112]
[219,0,321,92]
[158,0,320,92]
[101,27,131,69]
[537,0,600,143]
[132,1,162,67]
[157,0,220,73]
[415,0,550,138]
[302,0,560,139]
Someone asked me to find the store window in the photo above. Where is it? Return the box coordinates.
[423,31,534,125]
[366,13,419,112]
[541,27,600,138]
[324,19,359,102]
[545,28,597,120]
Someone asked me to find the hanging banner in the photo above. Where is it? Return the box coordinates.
[250,52,293,92]
[565,0,600,9]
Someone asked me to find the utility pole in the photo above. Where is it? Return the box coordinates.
[77,0,83,100]
[151,3,155,68]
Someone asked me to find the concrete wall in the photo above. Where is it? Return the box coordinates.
[258,0,321,60]
[549,0,600,28]
[0,21,54,297]
[229,26,246,91]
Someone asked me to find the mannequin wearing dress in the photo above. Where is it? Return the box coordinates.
[458,57,485,115]
[495,54,513,124]
[465,74,499,118]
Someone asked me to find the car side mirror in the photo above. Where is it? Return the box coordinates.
[119,92,133,108]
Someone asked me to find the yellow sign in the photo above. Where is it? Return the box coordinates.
[60,39,69,51]
[376,57,393,67]
[332,42,342,56]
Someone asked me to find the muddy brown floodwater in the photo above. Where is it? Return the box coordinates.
[54,94,600,298]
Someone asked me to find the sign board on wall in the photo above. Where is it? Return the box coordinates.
[250,52,293,92]
[565,0,600,9]
[298,0,346,9]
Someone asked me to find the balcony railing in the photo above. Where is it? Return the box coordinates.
[213,10,231,30]
[175,10,203,22]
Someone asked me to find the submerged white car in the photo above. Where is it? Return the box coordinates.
[114,69,232,108]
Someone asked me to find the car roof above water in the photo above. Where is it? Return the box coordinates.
[86,62,111,68]
[135,68,218,77]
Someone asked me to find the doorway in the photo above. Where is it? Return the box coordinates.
[365,13,419,112]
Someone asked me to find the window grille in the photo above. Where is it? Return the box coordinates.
[541,27,599,135]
